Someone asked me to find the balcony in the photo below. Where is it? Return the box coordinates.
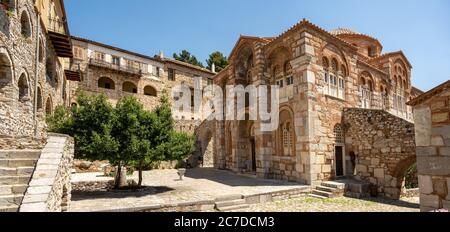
[47,17,73,58]
[65,62,81,82]
[88,58,142,77]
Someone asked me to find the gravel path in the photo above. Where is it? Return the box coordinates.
[237,196,420,212]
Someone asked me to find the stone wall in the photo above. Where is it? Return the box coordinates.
[1,0,68,148]
[343,108,416,199]
[412,86,450,212]
[20,134,74,212]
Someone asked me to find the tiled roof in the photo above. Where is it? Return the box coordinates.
[329,28,361,36]
[408,80,450,106]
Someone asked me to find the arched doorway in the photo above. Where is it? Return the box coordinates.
[392,156,417,199]
[0,50,13,94]
[45,96,53,115]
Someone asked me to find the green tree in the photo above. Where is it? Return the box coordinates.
[206,51,228,72]
[46,105,73,135]
[173,50,204,68]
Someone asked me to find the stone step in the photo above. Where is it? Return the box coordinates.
[0,167,35,176]
[215,194,243,202]
[0,175,32,185]
[217,204,250,212]
[312,189,335,198]
[0,185,28,195]
[0,204,19,212]
[321,181,346,190]
[0,194,24,205]
[308,194,328,199]
[0,150,41,159]
[0,159,38,168]
[215,199,246,208]
[316,185,341,193]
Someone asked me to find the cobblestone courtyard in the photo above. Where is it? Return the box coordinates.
[70,168,307,212]
[70,168,420,212]
[238,196,420,212]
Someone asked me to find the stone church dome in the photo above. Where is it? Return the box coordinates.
[329,28,361,36]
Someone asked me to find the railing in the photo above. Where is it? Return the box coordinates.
[89,58,142,76]
[48,17,67,35]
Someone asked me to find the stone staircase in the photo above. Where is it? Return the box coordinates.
[309,181,346,199]
[215,194,249,212]
[0,150,41,212]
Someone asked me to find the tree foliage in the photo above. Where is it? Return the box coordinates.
[206,51,228,72]
[173,50,204,68]
[46,92,195,189]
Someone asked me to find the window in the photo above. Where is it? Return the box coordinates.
[286,76,294,86]
[279,110,295,157]
[94,52,105,61]
[168,68,175,81]
[122,82,137,94]
[98,77,115,90]
[18,74,29,102]
[73,47,84,60]
[323,57,345,100]
[20,11,32,38]
[276,79,284,88]
[144,86,157,97]
[111,56,120,66]
[359,74,373,109]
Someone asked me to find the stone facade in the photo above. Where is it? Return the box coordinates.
[20,134,74,212]
[214,19,421,187]
[343,108,416,198]
[0,0,72,149]
[409,80,450,212]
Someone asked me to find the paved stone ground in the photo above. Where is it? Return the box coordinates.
[69,168,305,212]
[236,196,420,212]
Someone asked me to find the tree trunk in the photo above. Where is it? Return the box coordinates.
[137,161,143,188]
[114,163,128,189]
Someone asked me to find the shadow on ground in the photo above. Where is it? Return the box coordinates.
[71,186,175,201]
[354,197,420,209]
[184,168,302,187]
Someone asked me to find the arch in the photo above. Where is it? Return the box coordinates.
[98,77,115,90]
[17,72,29,101]
[340,64,347,76]
[45,96,53,115]
[235,45,254,81]
[122,81,137,94]
[331,58,339,72]
[20,10,32,38]
[392,156,417,198]
[0,48,13,91]
[144,85,157,97]
[284,61,292,76]
[321,43,349,73]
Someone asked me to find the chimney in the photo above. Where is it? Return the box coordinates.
[211,63,216,73]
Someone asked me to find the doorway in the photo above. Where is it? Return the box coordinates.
[335,146,344,177]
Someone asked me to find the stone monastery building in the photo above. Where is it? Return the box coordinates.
[214,19,423,198]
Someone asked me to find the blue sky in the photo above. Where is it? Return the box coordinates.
[65,0,450,91]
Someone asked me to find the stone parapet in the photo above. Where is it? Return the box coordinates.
[20,134,74,212]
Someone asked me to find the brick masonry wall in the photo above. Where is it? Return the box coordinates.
[343,108,416,199]
[413,89,450,211]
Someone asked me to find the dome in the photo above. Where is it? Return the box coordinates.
[329,28,361,36]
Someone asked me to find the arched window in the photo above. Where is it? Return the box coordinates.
[98,77,115,90]
[273,66,283,87]
[20,11,32,38]
[360,72,373,109]
[45,96,52,115]
[38,39,44,62]
[18,73,29,102]
[36,86,43,110]
[334,124,344,144]
[122,81,137,94]
[322,57,329,69]
[144,85,157,97]
[284,62,293,86]
[0,50,13,92]
[331,58,338,73]
[340,65,347,77]
[46,57,57,87]
[278,110,295,157]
